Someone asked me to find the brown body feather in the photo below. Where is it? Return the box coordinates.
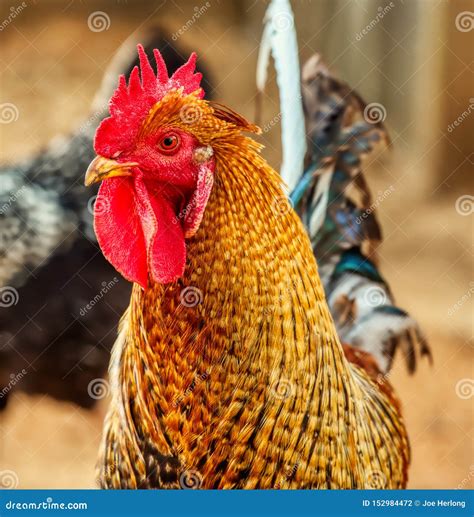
[98,93,409,488]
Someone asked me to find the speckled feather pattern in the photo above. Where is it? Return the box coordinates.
[98,93,409,489]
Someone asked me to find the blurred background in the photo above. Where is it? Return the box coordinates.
[0,0,472,489]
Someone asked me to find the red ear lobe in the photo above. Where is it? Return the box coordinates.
[183,164,214,238]
[94,178,149,288]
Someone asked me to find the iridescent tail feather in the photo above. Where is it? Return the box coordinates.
[291,54,431,374]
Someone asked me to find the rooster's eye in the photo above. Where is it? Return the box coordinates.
[158,133,180,154]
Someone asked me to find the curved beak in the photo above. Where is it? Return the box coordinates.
[84,156,138,186]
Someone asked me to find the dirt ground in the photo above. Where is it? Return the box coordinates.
[0,2,472,489]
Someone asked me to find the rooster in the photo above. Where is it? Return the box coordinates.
[86,46,409,489]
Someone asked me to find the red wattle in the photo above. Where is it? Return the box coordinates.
[135,178,186,285]
[183,164,214,238]
[94,175,186,288]
[94,178,149,288]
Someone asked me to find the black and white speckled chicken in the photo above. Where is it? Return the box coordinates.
[0,27,212,410]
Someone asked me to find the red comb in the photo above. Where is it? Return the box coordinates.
[94,45,204,156]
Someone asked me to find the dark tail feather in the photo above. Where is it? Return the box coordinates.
[293,54,431,375]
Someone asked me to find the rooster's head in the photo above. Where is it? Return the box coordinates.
[85,45,258,288]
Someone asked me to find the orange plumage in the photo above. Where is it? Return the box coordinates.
[90,88,410,489]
